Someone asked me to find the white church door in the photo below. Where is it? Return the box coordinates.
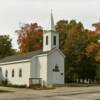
[53,72,61,84]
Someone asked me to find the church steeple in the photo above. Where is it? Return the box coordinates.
[50,10,55,31]
[43,11,59,52]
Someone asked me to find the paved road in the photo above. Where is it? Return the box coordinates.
[0,86,100,100]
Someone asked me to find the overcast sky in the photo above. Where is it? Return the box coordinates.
[0,0,100,49]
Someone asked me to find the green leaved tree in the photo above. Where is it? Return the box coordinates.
[56,20,97,83]
[0,35,15,59]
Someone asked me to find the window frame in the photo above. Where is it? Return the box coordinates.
[12,69,14,78]
[19,69,22,78]
[46,36,48,45]
[53,36,56,45]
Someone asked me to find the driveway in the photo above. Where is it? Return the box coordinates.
[0,86,100,100]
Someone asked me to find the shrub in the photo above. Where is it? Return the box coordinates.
[1,79,8,86]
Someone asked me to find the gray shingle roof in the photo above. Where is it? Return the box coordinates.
[0,50,48,63]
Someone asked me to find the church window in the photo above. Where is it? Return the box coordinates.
[19,69,22,77]
[12,69,14,78]
[5,70,8,77]
[46,36,48,45]
[53,36,56,45]
[53,64,59,72]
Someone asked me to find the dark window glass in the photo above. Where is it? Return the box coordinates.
[46,36,48,45]
[12,69,14,77]
[53,36,56,45]
[5,70,8,77]
[53,64,59,72]
[19,69,22,77]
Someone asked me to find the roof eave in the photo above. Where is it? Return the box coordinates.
[0,59,31,65]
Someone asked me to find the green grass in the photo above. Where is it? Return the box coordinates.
[31,87,56,90]
[65,83,100,87]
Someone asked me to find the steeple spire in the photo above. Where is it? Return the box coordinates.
[43,10,59,52]
[50,10,55,31]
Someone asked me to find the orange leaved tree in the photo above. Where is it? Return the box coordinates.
[16,23,43,53]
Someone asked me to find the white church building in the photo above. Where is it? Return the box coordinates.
[0,12,65,87]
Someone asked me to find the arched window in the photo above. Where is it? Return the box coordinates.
[46,36,48,45]
[5,70,8,78]
[12,69,14,78]
[19,69,22,77]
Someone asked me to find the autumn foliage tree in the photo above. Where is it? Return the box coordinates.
[16,23,43,53]
[56,20,98,83]
[91,22,100,81]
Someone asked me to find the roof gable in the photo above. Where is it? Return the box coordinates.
[48,48,65,58]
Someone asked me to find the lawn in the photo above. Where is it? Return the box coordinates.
[66,83,100,87]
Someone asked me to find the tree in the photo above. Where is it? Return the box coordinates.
[0,35,15,59]
[56,20,97,83]
[96,64,100,83]
[56,20,89,55]
[16,23,43,53]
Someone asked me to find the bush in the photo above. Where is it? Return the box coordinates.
[7,84,27,88]
[0,82,27,88]
[1,79,8,86]
[29,84,55,90]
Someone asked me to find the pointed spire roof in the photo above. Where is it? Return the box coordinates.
[50,10,55,31]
